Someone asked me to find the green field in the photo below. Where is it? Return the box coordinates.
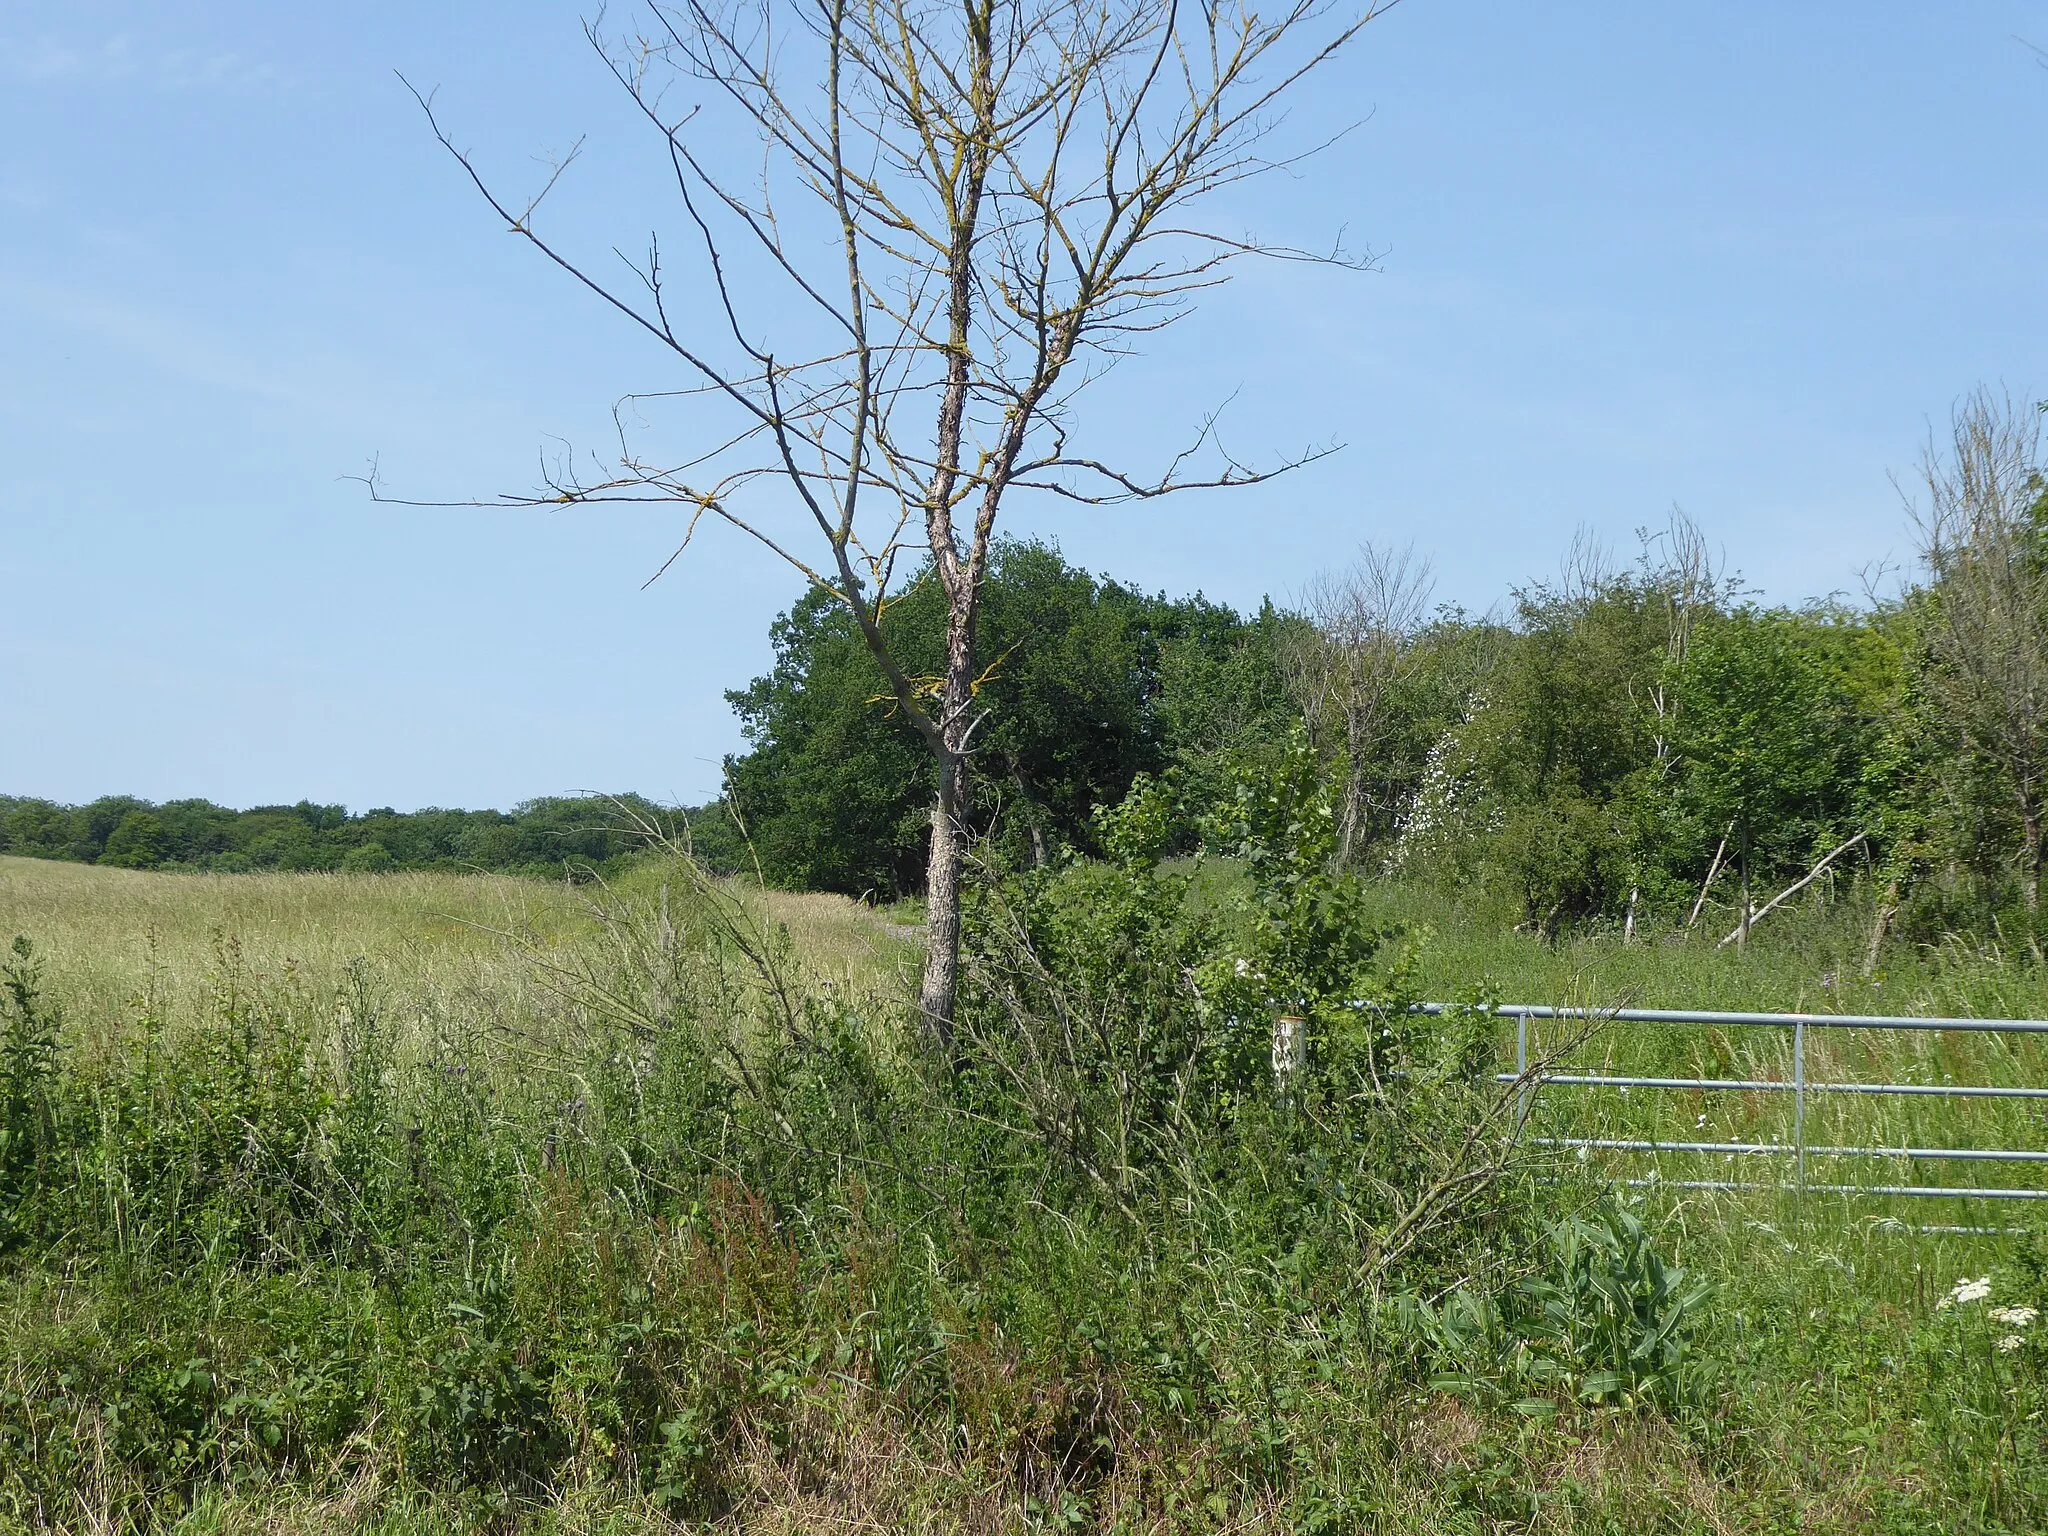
[3,855,2046,1534]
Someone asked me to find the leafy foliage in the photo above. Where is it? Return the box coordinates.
[1403,1199,1715,1413]
[724,539,1301,895]
[0,792,706,880]
[0,938,60,1253]
[1671,607,1896,882]
[0,784,1562,1527]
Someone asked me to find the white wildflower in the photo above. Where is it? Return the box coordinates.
[1990,1306,2038,1328]
[1938,1275,1993,1310]
[1233,958,1251,978]
[1997,1334,2026,1353]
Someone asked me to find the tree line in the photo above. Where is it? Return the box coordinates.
[724,391,2048,956]
[0,793,684,880]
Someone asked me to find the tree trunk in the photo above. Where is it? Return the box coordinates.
[2023,798,2043,916]
[1335,753,1368,872]
[1010,769,1049,868]
[1737,815,1752,953]
[919,746,964,1050]
[1338,717,1366,868]
[1863,879,1897,978]
[1338,771,1364,868]
[918,604,978,1050]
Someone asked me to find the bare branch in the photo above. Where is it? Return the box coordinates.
[1285,542,1436,863]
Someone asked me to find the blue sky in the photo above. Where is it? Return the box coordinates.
[3,2,2044,811]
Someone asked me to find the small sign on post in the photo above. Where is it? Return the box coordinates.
[1272,1012,1308,1084]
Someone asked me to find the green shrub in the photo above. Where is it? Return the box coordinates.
[1404,1198,1715,1414]
[99,812,167,870]
[341,841,395,873]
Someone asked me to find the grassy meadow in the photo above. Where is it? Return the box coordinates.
[0,855,914,1034]
[2,855,2047,1533]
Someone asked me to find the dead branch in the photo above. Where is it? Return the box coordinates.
[1716,831,1867,948]
[1687,819,1735,930]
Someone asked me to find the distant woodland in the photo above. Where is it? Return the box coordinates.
[0,793,680,881]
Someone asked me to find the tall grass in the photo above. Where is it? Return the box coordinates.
[0,855,913,1053]
[0,857,2044,1532]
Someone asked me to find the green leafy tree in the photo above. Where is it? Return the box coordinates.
[725,541,1284,895]
[725,584,933,896]
[1149,599,1313,835]
[1416,570,1670,929]
[1671,606,1890,939]
[1201,730,1390,1023]
[99,811,168,870]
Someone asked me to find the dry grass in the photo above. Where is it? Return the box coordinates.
[0,855,915,1057]
[606,859,918,995]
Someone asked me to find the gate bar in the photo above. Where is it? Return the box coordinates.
[1497,1072,2048,1100]
[1624,1177,2048,1200]
[1540,1137,2048,1164]
[1415,1002,2048,1035]
[1416,1002,2048,1205]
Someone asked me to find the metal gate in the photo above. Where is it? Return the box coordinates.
[1415,1004,2048,1204]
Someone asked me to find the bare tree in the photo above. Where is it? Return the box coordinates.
[1911,388,2048,911]
[1638,507,1716,771]
[390,0,1394,1043]
[1286,542,1433,865]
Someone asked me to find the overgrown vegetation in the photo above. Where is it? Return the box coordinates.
[5,785,2048,1530]
[719,404,2046,965]
[0,777,1565,1532]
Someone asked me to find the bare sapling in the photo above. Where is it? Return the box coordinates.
[388,0,1400,1042]
[1287,542,1434,865]
[1641,508,1716,769]
[1687,818,1734,931]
